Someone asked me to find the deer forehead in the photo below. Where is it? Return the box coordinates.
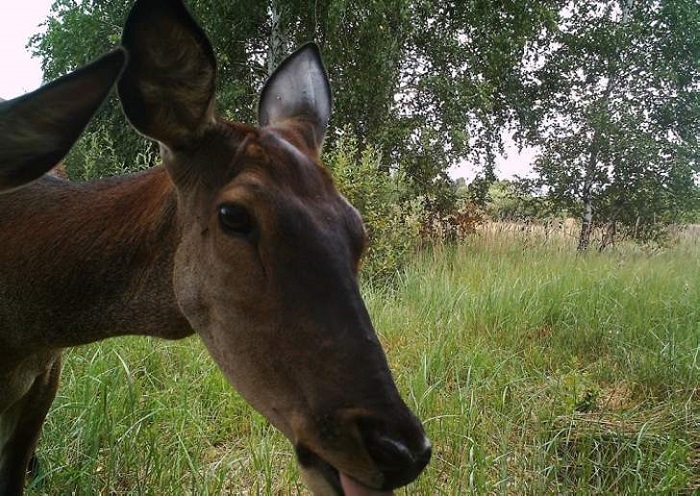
[194,125,335,204]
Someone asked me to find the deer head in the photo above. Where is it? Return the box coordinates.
[118,0,430,493]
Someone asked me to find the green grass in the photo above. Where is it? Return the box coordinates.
[28,228,700,495]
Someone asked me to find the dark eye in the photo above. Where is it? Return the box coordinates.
[218,203,254,236]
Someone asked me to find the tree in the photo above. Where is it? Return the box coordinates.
[387,0,559,207]
[30,0,559,208]
[519,0,700,249]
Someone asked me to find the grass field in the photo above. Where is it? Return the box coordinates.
[27,227,699,495]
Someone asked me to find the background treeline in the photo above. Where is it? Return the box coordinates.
[31,0,700,268]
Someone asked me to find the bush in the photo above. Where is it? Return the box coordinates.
[419,199,483,242]
[325,133,421,283]
[63,124,155,181]
[484,180,550,222]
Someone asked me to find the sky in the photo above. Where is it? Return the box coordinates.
[0,0,534,180]
[450,139,536,182]
[0,1,53,99]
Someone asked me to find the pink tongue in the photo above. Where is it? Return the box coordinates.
[339,473,393,496]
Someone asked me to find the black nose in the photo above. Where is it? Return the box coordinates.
[360,424,432,490]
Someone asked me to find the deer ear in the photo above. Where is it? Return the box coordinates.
[0,49,125,192]
[118,0,216,150]
[259,43,331,151]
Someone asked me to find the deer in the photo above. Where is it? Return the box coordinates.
[0,0,431,494]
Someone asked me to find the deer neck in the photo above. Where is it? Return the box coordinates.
[0,166,194,356]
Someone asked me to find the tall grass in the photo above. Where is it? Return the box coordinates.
[28,227,699,495]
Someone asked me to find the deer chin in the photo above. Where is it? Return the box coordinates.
[296,445,394,496]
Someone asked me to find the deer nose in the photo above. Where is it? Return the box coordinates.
[360,423,432,490]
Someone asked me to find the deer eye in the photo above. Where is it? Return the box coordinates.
[218,203,254,236]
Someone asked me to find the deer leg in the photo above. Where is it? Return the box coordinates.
[0,356,61,496]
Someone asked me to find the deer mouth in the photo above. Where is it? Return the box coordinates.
[295,444,394,496]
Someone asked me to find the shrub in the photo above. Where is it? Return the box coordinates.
[325,133,421,283]
[419,198,484,243]
[63,124,154,181]
[485,179,551,222]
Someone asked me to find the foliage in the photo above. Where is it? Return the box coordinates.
[419,199,483,243]
[325,133,421,282]
[518,0,700,247]
[483,180,552,222]
[29,0,563,201]
[64,123,153,181]
[400,0,558,195]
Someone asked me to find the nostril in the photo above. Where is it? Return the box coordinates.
[362,431,432,490]
[367,436,415,469]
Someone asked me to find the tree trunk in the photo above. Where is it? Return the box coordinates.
[578,132,600,252]
[267,2,286,75]
[578,193,593,251]
[577,0,632,252]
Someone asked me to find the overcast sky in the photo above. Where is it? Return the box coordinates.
[0,0,533,179]
[0,1,53,99]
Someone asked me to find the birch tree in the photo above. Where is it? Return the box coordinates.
[521,0,700,248]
